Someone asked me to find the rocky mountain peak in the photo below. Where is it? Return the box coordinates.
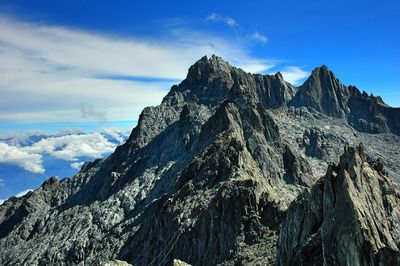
[289,65,400,136]
[308,64,329,79]
[184,55,233,87]
[275,71,284,79]
[308,65,333,82]
[168,55,298,111]
[0,56,399,265]
[290,64,349,118]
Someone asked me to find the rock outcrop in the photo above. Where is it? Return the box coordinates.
[0,55,399,265]
[278,145,400,265]
[290,66,400,135]
[290,65,349,118]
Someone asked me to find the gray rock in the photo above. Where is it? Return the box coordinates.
[0,55,399,265]
[290,66,400,135]
[278,145,400,265]
[102,260,132,266]
[290,65,349,118]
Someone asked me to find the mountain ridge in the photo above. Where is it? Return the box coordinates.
[0,55,399,265]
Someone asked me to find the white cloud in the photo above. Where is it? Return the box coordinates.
[0,129,49,147]
[0,142,44,173]
[206,13,222,22]
[71,161,85,170]
[0,16,272,123]
[15,189,33,197]
[23,131,120,161]
[80,104,106,122]
[225,18,238,27]
[206,13,238,27]
[251,31,268,43]
[56,128,85,136]
[280,66,309,85]
[0,189,33,205]
[99,127,131,144]
[0,127,130,174]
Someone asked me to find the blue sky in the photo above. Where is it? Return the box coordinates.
[0,0,399,201]
[0,0,399,124]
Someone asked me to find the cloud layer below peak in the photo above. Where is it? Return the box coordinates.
[0,142,44,173]
[0,127,131,174]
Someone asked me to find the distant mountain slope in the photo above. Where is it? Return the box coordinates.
[290,65,400,135]
[0,55,399,265]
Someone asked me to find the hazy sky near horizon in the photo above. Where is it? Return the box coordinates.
[0,0,399,199]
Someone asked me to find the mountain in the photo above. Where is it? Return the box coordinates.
[0,55,399,265]
[279,145,400,265]
[290,65,349,118]
[290,65,400,134]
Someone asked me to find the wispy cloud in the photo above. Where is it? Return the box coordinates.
[0,16,271,122]
[280,66,309,85]
[80,104,107,122]
[206,13,221,22]
[251,31,268,43]
[225,18,238,27]
[206,12,238,27]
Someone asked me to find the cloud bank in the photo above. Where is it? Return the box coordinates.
[0,142,45,173]
[24,132,119,161]
[0,127,131,174]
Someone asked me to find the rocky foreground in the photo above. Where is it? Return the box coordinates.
[0,56,399,265]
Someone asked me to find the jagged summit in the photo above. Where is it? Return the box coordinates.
[181,56,400,135]
[279,145,400,265]
[311,64,332,74]
[185,55,232,85]
[284,63,400,135]
[289,64,348,118]
[0,56,399,265]
[275,71,284,79]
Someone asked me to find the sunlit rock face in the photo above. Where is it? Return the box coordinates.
[0,56,399,265]
[278,145,400,265]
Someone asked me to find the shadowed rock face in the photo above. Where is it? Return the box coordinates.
[0,56,399,266]
[290,66,400,135]
[290,65,349,118]
[347,86,400,135]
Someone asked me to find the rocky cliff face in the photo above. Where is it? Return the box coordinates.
[290,65,349,118]
[290,66,400,135]
[0,55,399,265]
[278,145,400,265]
